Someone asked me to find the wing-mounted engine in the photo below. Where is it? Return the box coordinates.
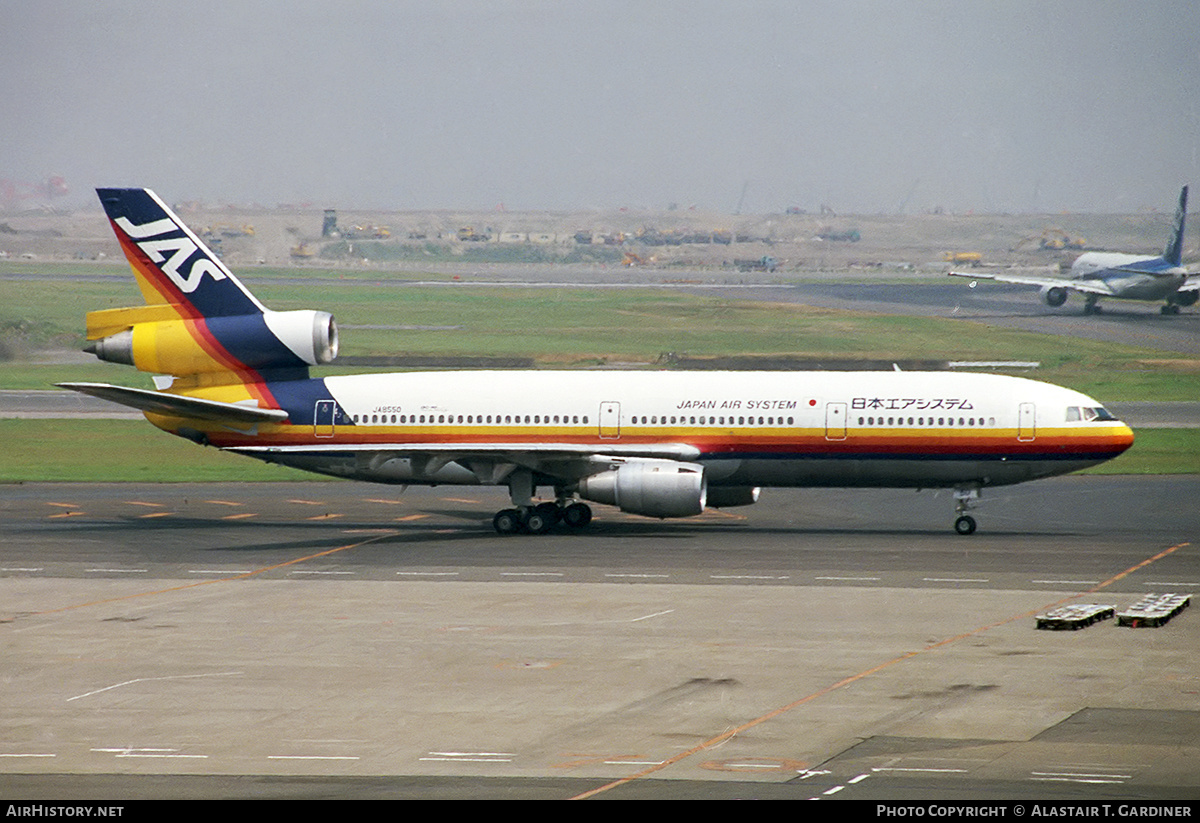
[84,307,338,377]
[1039,286,1069,307]
[577,458,707,518]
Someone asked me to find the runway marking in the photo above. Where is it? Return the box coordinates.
[205,500,242,506]
[570,541,1192,800]
[501,571,564,577]
[394,514,429,522]
[923,577,989,583]
[628,609,676,623]
[189,569,254,576]
[45,502,79,508]
[84,568,146,574]
[0,753,55,758]
[288,499,325,505]
[1033,579,1099,585]
[711,574,791,580]
[22,531,401,617]
[47,511,84,518]
[138,512,173,519]
[815,576,880,581]
[125,501,164,507]
[364,498,404,504]
[396,571,460,577]
[306,513,343,520]
[221,513,257,520]
[420,751,513,763]
[1143,580,1200,587]
[290,570,354,575]
[604,573,669,579]
[267,755,361,761]
[68,671,242,702]
[1,567,44,573]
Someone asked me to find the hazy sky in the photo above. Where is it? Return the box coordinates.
[4,0,1198,213]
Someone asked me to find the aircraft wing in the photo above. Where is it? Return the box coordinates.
[229,442,702,484]
[947,270,1116,296]
[57,382,289,425]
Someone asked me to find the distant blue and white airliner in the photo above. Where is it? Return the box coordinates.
[950,186,1196,315]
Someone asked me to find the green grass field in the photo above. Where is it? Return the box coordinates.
[2,264,1196,399]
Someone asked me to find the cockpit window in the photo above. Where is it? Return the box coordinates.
[1068,406,1118,422]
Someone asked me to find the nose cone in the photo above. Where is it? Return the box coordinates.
[1113,422,1135,455]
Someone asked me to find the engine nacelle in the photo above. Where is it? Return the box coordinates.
[1040,286,1069,307]
[577,459,707,518]
[86,309,338,376]
[706,486,761,508]
[1172,291,1198,307]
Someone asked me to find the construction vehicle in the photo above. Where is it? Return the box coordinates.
[817,228,861,242]
[1014,228,1087,252]
[735,256,778,272]
[457,226,491,242]
[942,251,983,266]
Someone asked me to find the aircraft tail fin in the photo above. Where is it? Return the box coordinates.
[96,188,266,319]
[1163,185,1188,267]
[89,188,337,380]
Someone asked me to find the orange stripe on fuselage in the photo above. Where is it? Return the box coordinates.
[194,423,1133,457]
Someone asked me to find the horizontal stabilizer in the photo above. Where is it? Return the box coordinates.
[57,382,288,424]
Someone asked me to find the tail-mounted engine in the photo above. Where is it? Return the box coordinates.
[84,307,338,377]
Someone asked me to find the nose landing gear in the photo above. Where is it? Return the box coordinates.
[953,487,980,535]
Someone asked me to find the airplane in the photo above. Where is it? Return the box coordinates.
[949,186,1197,315]
[60,188,1134,536]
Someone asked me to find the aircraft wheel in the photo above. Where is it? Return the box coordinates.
[562,502,592,529]
[493,509,524,535]
[525,510,556,535]
[954,515,977,536]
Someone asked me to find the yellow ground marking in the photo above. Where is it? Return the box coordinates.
[125,501,164,507]
[137,512,173,519]
[394,514,429,522]
[287,499,325,505]
[18,532,401,618]
[221,513,257,520]
[205,500,243,507]
[45,502,79,508]
[47,511,84,519]
[570,541,1191,800]
[364,498,405,505]
[306,513,343,521]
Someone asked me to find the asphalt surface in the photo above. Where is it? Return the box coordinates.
[1,479,1197,801]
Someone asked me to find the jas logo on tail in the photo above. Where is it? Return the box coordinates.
[115,216,227,294]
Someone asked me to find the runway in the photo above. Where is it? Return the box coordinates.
[2,479,1197,800]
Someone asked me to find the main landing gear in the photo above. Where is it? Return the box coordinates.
[492,469,593,535]
[493,501,593,535]
[953,486,980,535]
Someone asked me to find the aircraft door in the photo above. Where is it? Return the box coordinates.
[824,402,847,440]
[1018,402,1036,441]
[599,401,621,439]
[314,399,336,438]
